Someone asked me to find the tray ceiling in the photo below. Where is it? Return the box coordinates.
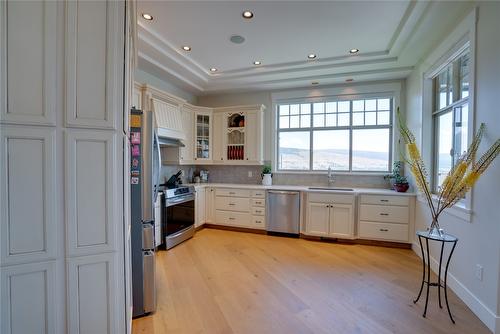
[137,1,473,94]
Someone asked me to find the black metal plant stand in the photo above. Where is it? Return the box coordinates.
[413,230,458,323]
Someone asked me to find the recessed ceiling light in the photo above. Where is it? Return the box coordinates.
[142,13,153,21]
[253,61,262,65]
[311,81,319,85]
[230,35,245,44]
[242,11,254,19]
[308,54,317,59]
[210,68,218,72]
[182,46,191,51]
[345,78,354,82]
[349,48,359,54]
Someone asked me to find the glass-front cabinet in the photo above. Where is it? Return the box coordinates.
[226,112,245,160]
[195,111,211,161]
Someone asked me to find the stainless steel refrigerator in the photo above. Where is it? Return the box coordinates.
[130,108,161,317]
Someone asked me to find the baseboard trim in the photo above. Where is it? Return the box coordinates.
[412,242,499,333]
[203,224,267,235]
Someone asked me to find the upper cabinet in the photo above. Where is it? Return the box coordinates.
[135,83,265,165]
[0,0,57,126]
[193,107,213,163]
[213,105,265,165]
[65,0,123,129]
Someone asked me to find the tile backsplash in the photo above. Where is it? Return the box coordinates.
[161,164,390,188]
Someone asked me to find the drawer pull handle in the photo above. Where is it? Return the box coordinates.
[379,228,389,232]
[229,192,236,195]
[255,201,262,204]
[229,217,235,220]
[256,220,262,224]
[255,210,261,213]
[380,213,389,216]
[228,203,235,206]
[380,199,389,202]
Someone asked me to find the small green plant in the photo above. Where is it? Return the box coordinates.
[262,165,272,174]
[384,161,408,184]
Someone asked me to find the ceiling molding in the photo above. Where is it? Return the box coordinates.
[136,1,446,94]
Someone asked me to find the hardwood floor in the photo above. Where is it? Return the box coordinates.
[132,228,490,334]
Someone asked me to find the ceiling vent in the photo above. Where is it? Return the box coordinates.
[230,35,245,44]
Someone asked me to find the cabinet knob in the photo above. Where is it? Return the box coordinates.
[221,157,223,160]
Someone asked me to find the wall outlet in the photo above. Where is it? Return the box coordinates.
[475,264,483,281]
[248,171,253,178]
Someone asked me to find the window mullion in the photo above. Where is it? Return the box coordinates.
[349,100,353,172]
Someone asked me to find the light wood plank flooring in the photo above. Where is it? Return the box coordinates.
[133,228,490,334]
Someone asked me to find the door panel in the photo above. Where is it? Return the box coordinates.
[329,204,353,238]
[306,202,329,236]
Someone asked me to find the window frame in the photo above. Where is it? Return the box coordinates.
[275,95,394,173]
[431,49,470,193]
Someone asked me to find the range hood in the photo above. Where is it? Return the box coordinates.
[152,98,186,141]
[158,137,185,148]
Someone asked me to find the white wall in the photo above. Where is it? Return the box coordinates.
[405,3,500,332]
[135,68,197,104]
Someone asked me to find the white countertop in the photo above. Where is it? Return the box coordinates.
[187,182,415,196]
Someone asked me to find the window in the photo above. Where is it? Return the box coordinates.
[277,97,392,172]
[432,51,470,191]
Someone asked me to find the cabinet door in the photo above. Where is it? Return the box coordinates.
[195,188,206,227]
[179,107,194,164]
[329,204,353,238]
[205,188,215,224]
[306,202,329,236]
[194,112,212,163]
[244,110,262,163]
[212,113,225,162]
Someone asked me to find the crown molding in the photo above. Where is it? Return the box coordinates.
[136,1,431,93]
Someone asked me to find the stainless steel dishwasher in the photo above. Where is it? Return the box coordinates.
[266,190,300,234]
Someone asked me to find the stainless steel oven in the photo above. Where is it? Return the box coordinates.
[164,186,195,249]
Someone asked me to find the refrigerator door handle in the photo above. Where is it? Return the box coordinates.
[142,250,156,313]
[153,130,161,203]
[142,222,155,250]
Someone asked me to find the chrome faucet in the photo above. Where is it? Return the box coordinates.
[327,166,335,186]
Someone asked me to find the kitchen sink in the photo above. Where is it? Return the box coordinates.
[308,187,354,191]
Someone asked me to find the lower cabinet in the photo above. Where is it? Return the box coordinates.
[306,198,355,239]
[195,187,206,228]
[357,194,413,243]
[203,187,266,230]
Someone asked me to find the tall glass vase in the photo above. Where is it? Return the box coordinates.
[428,217,444,237]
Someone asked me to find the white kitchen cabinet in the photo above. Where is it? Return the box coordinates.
[244,109,264,163]
[195,187,206,228]
[205,187,216,224]
[212,105,265,165]
[1,1,129,333]
[306,202,330,236]
[357,194,414,243]
[212,187,266,230]
[212,113,225,163]
[132,83,142,110]
[306,193,355,239]
[193,107,213,163]
[179,106,195,164]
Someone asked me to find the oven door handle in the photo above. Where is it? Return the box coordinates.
[166,195,195,206]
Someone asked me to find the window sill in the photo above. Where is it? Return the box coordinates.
[416,194,472,222]
[273,171,388,176]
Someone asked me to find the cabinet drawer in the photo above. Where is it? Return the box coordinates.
[250,190,266,198]
[215,196,250,212]
[216,188,250,198]
[308,193,354,204]
[360,204,409,224]
[360,194,409,206]
[251,207,265,216]
[358,221,409,242]
[251,198,265,207]
[251,216,266,229]
[215,210,251,227]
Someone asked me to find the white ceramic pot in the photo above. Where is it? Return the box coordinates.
[262,173,272,186]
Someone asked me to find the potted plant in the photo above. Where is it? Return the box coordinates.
[261,165,272,186]
[385,161,409,192]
